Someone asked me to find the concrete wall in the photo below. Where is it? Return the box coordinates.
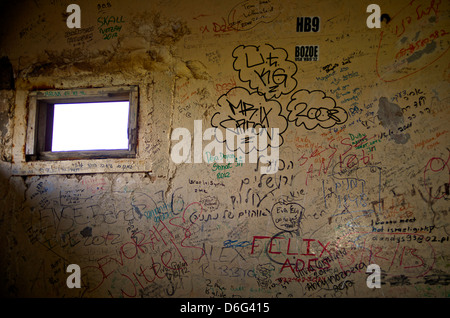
[0,0,449,298]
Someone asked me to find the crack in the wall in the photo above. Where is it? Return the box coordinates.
[165,77,178,200]
[1,0,449,299]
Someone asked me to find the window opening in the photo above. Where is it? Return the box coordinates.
[51,101,130,152]
[26,86,138,161]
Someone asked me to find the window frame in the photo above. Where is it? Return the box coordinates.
[26,86,138,161]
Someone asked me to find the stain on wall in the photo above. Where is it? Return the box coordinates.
[377,97,410,144]
[0,0,449,298]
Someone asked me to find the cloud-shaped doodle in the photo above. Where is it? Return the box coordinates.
[286,89,348,130]
[232,44,298,100]
[211,86,288,152]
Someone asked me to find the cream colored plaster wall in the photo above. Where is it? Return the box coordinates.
[0,0,449,298]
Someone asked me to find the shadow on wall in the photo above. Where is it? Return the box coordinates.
[0,50,17,295]
[0,57,15,90]
[0,165,20,297]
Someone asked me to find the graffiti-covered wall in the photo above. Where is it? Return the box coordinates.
[0,0,449,298]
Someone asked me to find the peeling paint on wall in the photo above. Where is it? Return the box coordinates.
[0,0,449,299]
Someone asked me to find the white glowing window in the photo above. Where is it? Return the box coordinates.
[26,86,138,161]
[52,102,130,151]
